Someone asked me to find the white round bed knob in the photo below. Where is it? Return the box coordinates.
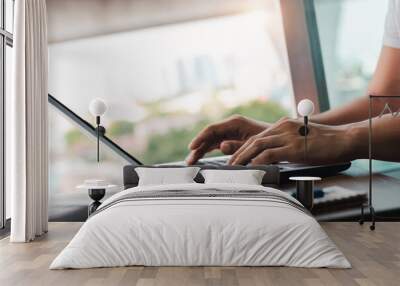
[297,99,315,117]
[89,98,107,117]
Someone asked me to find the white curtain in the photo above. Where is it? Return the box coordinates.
[9,0,49,242]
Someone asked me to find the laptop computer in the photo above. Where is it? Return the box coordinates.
[160,155,351,185]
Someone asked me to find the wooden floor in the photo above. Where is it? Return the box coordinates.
[0,222,399,286]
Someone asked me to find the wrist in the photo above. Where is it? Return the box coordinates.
[345,123,369,160]
[310,112,334,125]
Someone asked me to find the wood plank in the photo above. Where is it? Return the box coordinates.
[0,222,399,286]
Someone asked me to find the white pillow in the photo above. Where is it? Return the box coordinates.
[200,169,266,185]
[135,167,200,186]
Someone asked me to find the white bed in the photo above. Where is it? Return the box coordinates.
[50,183,350,269]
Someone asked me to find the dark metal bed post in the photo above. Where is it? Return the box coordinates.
[359,95,376,230]
[359,94,400,229]
[368,95,376,230]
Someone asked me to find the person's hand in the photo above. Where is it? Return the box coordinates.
[186,115,270,165]
[228,117,355,165]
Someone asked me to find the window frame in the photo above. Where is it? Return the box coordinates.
[0,0,13,230]
[280,0,330,113]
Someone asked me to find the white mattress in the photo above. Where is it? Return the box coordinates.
[50,183,350,269]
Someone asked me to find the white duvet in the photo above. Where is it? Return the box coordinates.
[50,183,350,269]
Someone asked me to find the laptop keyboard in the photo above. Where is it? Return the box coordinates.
[197,157,230,167]
[155,156,352,186]
[198,156,305,171]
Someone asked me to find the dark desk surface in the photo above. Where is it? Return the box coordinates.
[281,164,400,221]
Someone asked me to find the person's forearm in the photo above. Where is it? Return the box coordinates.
[311,46,400,126]
[311,96,370,125]
[311,94,400,126]
[347,115,400,162]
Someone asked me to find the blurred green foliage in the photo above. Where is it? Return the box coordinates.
[65,129,84,147]
[108,120,134,137]
[224,100,288,122]
[142,122,205,164]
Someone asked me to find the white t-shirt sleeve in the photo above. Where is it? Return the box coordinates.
[384,0,400,48]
